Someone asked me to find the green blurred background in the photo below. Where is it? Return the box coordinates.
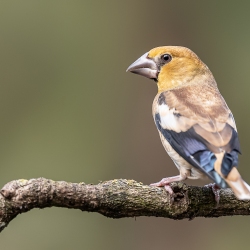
[1,1,250,249]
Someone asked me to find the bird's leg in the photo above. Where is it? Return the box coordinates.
[150,174,187,195]
[205,183,221,207]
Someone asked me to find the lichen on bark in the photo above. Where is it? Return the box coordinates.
[0,178,249,232]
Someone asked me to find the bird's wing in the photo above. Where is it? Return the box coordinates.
[153,84,240,188]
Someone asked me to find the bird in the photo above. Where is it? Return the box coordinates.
[126,46,250,203]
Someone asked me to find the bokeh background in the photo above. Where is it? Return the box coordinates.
[1,1,250,249]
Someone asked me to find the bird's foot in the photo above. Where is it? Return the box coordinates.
[150,175,186,197]
[205,183,221,207]
[150,177,179,196]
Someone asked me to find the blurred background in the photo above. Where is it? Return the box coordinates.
[1,1,250,249]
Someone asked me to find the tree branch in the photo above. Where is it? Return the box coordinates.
[0,178,249,232]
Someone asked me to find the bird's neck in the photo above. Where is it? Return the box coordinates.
[157,74,194,92]
[157,78,180,92]
[157,69,215,93]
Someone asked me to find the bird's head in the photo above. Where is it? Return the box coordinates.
[127,46,213,92]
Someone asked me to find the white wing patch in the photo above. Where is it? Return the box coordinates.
[157,101,235,148]
[158,103,196,132]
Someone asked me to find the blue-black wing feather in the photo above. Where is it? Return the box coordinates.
[154,112,240,188]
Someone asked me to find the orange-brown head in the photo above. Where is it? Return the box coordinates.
[127,46,215,93]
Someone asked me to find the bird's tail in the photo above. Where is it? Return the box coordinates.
[214,152,250,200]
[225,167,250,200]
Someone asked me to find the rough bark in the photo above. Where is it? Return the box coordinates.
[0,178,249,232]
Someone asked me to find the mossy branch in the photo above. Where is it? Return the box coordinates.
[0,178,249,232]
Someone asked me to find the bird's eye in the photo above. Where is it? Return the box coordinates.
[161,54,172,62]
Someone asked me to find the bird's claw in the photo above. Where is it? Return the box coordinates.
[163,184,174,196]
[150,179,175,197]
[205,183,221,208]
[150,177,172,187]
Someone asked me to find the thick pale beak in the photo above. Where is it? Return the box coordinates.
[126,52,158,79]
